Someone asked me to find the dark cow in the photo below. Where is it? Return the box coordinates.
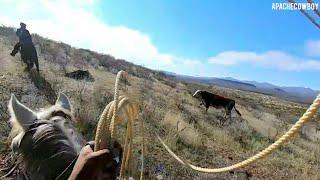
[65,70,94,82]
[193,90,241,125]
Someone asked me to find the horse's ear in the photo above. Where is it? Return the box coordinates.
[8,94,37,131]
[55,93,71,111]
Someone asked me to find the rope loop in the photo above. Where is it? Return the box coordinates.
[94,70,143,179]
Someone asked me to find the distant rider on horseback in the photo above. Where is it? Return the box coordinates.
[10,22,39,72]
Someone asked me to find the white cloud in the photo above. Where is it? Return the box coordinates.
[305,40,320,57]
[208,50,320,71]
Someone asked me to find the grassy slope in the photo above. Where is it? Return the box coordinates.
[0,26,320,179]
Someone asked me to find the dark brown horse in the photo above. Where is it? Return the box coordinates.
[20,43,39,72]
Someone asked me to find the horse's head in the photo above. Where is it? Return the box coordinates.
[8,93,86,179]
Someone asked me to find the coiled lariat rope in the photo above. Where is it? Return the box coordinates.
[158,94,320,173]
[94,70,144,179]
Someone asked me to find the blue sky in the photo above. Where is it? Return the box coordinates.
[98,0,315,57]
[0,0,320,89]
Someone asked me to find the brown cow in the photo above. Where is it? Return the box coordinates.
[193,90,241,125]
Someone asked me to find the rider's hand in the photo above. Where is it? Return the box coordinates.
[69,142,122,180]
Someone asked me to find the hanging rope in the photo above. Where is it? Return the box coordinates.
[94,70,144,179]
[158,94,320,173]
[288,0,320,29]
[306,0,320,17]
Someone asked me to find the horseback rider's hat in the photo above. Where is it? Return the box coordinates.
[20,22,26,28]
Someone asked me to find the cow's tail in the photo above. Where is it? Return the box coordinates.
[234,106,241,116]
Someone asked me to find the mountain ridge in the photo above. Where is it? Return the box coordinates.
[164,71,319,104]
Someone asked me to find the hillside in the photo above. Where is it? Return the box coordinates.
[0,26,320,179]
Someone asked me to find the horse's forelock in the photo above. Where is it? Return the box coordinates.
[37,104,73,121]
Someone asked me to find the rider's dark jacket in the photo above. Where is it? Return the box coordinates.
[16,28,33,45]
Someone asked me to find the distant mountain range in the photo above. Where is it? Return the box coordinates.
[164,72,319,104]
